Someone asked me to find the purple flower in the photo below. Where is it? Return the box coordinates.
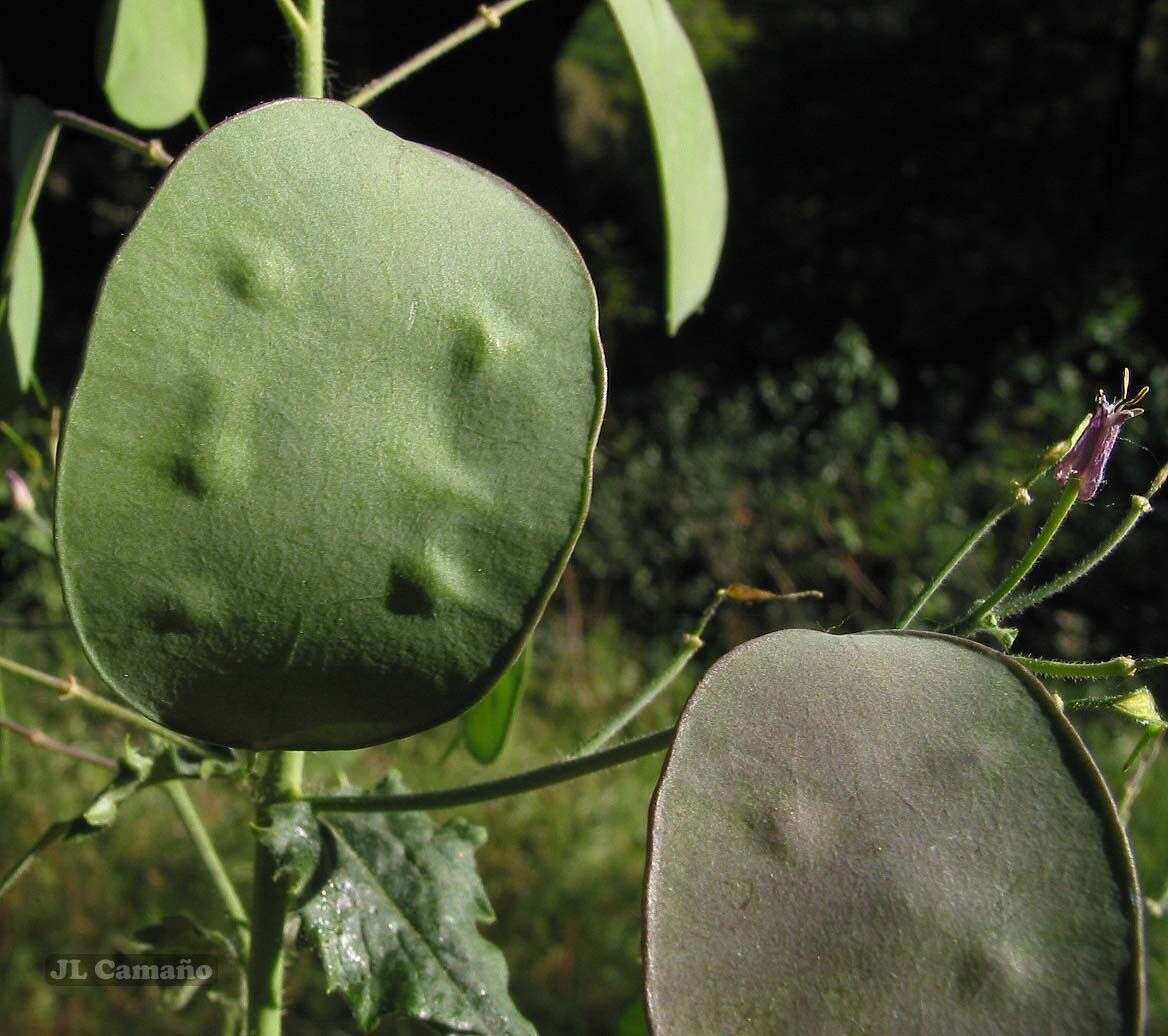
[1055,370,1148,500]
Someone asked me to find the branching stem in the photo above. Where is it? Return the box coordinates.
[0,654,207,755]
[895,414,1089,629]
[954,480,1080,635]
[999,492,1152,619]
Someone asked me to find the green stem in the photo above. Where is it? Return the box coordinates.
[895,495,1017,629]
[998,494,1152,619]
[1013,655,1137,681]
[954,480,1080,635]
[347,0,536,108]
[575,593,724,755]
[895,415,1090,630]
[271,0,307,35]
[1,123,60,288]
[309,727,674,814]
[4,110,170,295]
[0,654,207,754]
[298,0,326,98]
[165,782,250,953]
[191,104,210,134]
[53,111,173,166]
[246,750,305,1036]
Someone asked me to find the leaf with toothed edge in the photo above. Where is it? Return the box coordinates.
[645,629,1144,1035]
[262,773,536,1035]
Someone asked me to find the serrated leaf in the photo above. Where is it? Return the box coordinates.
[96,0,207,130]
[645,629,1144,1034]
[263,774,536,1034]
[463,644,531,764]
[603,0,727,333]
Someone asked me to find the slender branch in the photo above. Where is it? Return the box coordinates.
[0,654,207,755]
[3,109,170,295]
[347,0,537,109]
[896,415,1090,630]
[575,593,725,755]
[271,0,307,35]
[1119,731,1160,825]
[895,494,1019,630]
[1,122,60,287]
[53,111,172,167]
[164,782,250,952]
[0,715,117,769]
[246,750,305,1036]
[999,493,1151,619]
[954,480,1081,635]
[311,726,675,814]
[191,105,210,134]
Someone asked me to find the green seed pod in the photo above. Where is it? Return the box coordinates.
[645,629,1144,1034]
[56,100,604,750]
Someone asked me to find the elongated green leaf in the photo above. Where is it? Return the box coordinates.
[263,775,536,1035]
[645,630,1144,1034]
[463,644,531,764]
[603,0,727,333]
[97,0,207,130]
[3,96,56,401]
[56,99,605,750]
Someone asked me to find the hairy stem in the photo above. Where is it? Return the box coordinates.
[999,493,1152,619]
[0,654,207,754]
[1013,655,1137,681]
[310,727,674,814]
[347,0,536,109]
[247,750,305,1036]
[165,782,250,953]
[298,0,326,98]
[954,480,1080,635]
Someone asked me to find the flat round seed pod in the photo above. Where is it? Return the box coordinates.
[645,629,1143,1035]
[56,99,605,750]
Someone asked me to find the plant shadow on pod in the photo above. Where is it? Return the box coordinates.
[644,629,1144,1035]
